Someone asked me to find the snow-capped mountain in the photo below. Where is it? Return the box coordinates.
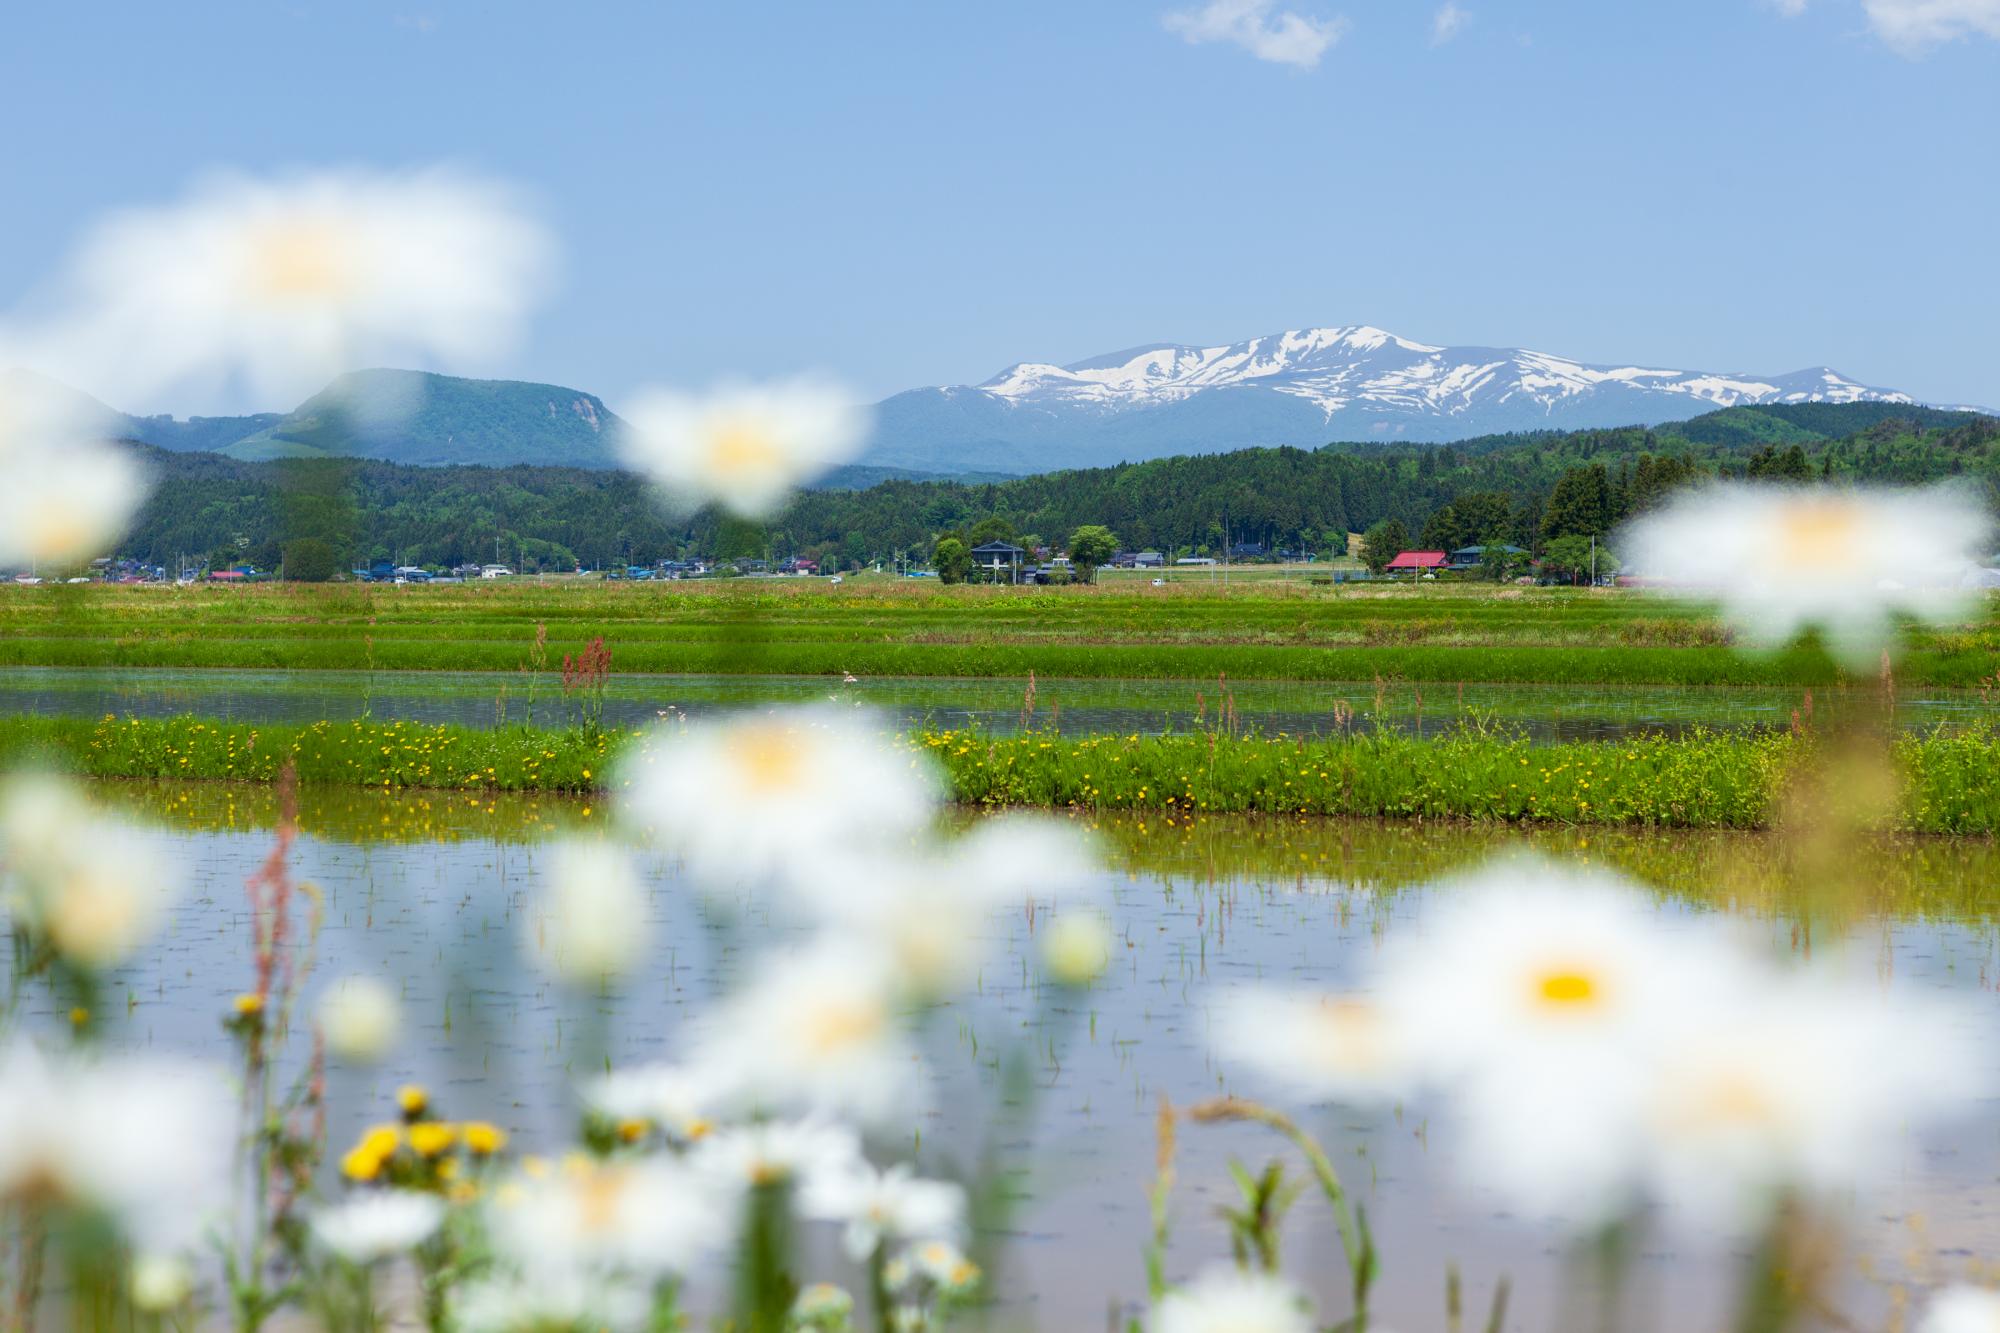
[862,325,1917,475]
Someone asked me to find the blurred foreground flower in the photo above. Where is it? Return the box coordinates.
[617,706,941,890]
[1637,969,1982,1230]
[1153,1267,1314,1333]
[453,1269,650,1333]
[798,1159,965,1261]
[805,815,1098,997]
[617,377,869,519]
[311,1190,445,1264]
[21,167,552,405]
[692,939,918,1125]
[318,974,402,1062]
[691,1117,861,1194]
[0,1041,231,1253]
[0,377,146,568]
[484,1155,720,1282]
[1,774,175,969]
[1918,1286,2000,1333]
[1220,857,1991,1234]
[586,1062,730,1145]
[1216,990,1415,1104]
[1042,911,1114,987]
[528,839,650,982]
[1620,483,1990,665]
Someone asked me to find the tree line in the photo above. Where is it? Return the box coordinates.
[113,407,2000,577]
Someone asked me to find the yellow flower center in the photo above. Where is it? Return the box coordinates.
[1774,498,1863,572]
[802,997,889,1056]
[575,1165,629,1234]
[731,726,803,793]
[26,508,89,562]
[1309,998,1388,1071]
[1533,968,1601,1008]
[1672,1070,1779,1133]
[246,220,351,302]
[706,422,784,480]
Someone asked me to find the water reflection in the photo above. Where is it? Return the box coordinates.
[6,666,1995,742]
[38,782,2000,1331]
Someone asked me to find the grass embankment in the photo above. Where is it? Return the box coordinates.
[5,580,1998,686]
[6,714,1997,834]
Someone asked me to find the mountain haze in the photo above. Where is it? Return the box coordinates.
[863,325,1924,474]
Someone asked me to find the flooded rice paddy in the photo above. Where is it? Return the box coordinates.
[5,666,1997,741]
[44,781,2000,1331]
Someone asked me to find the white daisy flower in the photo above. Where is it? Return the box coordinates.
[1152,1267,1314,1333]
[1917,1286,2000,1333]
[692,939,919,1126]
[29,167,551,405]
[127,1254,192,1312]
[0,1042,232,1253]
[526,839,651,982]
[1376,860,1748,1221]
[1042,912,1115,988]
[1620,483,1990,665]
[617,377,869,519]
[690,1118,862,1193]
[317,975,402,1063]
[1214,988,1418,1105]
[485,1155,720,1281]
[1636,967,1985,1231]
[0,378,145,568]
[615,706,941,893]
[0,441,149,569]
[791,1282,856,1327]
[797,815,1099,997]
[583,1062,733,1143]
[0,776,176,970]
[311,1190,445,1264]
[905,1237,982,1293]
[798,1160,965,1262]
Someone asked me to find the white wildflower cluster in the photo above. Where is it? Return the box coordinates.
[1215,858,1988,1234]
[447,705,1105,1329]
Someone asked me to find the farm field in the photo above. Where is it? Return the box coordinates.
[6,578,2000,687]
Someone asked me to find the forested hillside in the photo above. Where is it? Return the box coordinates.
[116,404,2000,574]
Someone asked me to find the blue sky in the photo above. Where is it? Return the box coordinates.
[2,0,1995,413]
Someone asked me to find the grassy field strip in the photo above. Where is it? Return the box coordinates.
[6,636,1997,686]
[5,714,1995,834]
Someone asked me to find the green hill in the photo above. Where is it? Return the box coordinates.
[211,369,625,468]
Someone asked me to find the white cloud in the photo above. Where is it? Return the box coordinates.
[1769,0,2000,52]
[1431,2,1471,43]
[1163,0,1347,68]
[1861,0,2000,52]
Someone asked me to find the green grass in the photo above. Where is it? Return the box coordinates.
[9,713,1998,834]
[5,580,1999,687]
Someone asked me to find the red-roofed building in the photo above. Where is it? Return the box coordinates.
[1383,550,1449,572]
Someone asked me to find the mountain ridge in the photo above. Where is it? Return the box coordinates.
[9,324,1982,478]
[862,324,1936,474]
